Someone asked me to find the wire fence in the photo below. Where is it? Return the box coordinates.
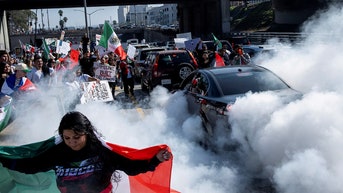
[230,0,271,6]
[230,31,339,45]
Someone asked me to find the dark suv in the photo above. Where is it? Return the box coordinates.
[141,49,198,92]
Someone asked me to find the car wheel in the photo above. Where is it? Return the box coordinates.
[177,64,193,81]
[148,81,153,93]
[198,120,216,151]
[141,79,148,92]
[197,110,215,150]
[200,111,214,137]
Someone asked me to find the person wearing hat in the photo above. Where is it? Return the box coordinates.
[0,63,37,99]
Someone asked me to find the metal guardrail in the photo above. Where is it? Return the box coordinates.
[248,32,305,44]
[230,32,306,45]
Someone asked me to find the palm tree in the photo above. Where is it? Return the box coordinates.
[63,17,68,28]
[58,10,63,19]
[59,20,64,30]
[58,10,63,29]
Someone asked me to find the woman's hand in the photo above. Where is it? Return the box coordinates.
[156,149,172,162]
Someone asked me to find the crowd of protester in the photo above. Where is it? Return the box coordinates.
[0,36,251,110]
[192,40,251,68]
[0,44,131,115]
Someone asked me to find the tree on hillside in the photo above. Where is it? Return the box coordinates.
[8,10,37,34]
[244,0,248,7]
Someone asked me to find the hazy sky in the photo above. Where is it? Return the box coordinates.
[34,6,119,29]
[34,4,163,29]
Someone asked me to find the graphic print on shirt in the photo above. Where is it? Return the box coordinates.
[55,156,103,177]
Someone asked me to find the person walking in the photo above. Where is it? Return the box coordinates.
[119,59,135,98]
[107,56,118,99]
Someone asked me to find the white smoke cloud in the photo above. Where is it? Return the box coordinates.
[226,4,343,193]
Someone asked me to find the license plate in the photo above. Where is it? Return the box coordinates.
[161,79,171,85]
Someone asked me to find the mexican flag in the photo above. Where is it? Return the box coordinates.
[1,76,37,96]
[42,38,51,60]
[19,40,35,53]
[212,33,222,51]
[99,22,127,60]
[68,49,80,69]
[213,52,225,67]
[0,135,179,193]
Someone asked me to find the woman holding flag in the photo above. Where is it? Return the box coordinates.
[0,111,173,193]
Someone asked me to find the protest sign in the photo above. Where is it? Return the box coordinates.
[94,65,117,82]
[80,81,114,104]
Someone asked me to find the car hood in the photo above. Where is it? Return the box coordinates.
[209,88,303,105]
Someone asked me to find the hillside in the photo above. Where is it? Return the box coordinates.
[230,1,301,32]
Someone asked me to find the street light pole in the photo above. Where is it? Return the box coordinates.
[74,8,104,40]
[88,9,104,39]
[83,0,89,38]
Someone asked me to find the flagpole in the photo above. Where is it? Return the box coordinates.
[83,0,89,38]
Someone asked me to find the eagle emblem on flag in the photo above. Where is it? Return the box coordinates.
[110,36,120,45]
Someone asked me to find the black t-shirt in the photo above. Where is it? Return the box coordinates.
[0,141,161,193]
[79,57,95,77]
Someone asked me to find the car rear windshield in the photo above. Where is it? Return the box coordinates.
[216,70,290,95]
[140,49,164,61]
[158,52,191,67]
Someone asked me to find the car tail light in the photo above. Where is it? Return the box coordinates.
[200,98,207,105]
[152,62,161,77]
[189,52,198,68]
[217,104,233,115]
[152,55,161,78]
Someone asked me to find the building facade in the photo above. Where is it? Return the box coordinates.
[146,4,178,26]
[127,5,148,27]
[118,4,178,28]
[118,5,130,27]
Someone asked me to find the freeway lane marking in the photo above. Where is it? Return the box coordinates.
[129,95,145,119]
[136,107,145,119]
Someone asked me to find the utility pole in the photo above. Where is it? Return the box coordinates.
[83,0,89,38]
[34,9,37,46]
[47,9,50,31]
[134,5,137,26]
[74,8,104,41]
[40,9,44,31]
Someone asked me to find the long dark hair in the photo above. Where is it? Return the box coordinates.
[58,111,122,185]
[58,111,99,140]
